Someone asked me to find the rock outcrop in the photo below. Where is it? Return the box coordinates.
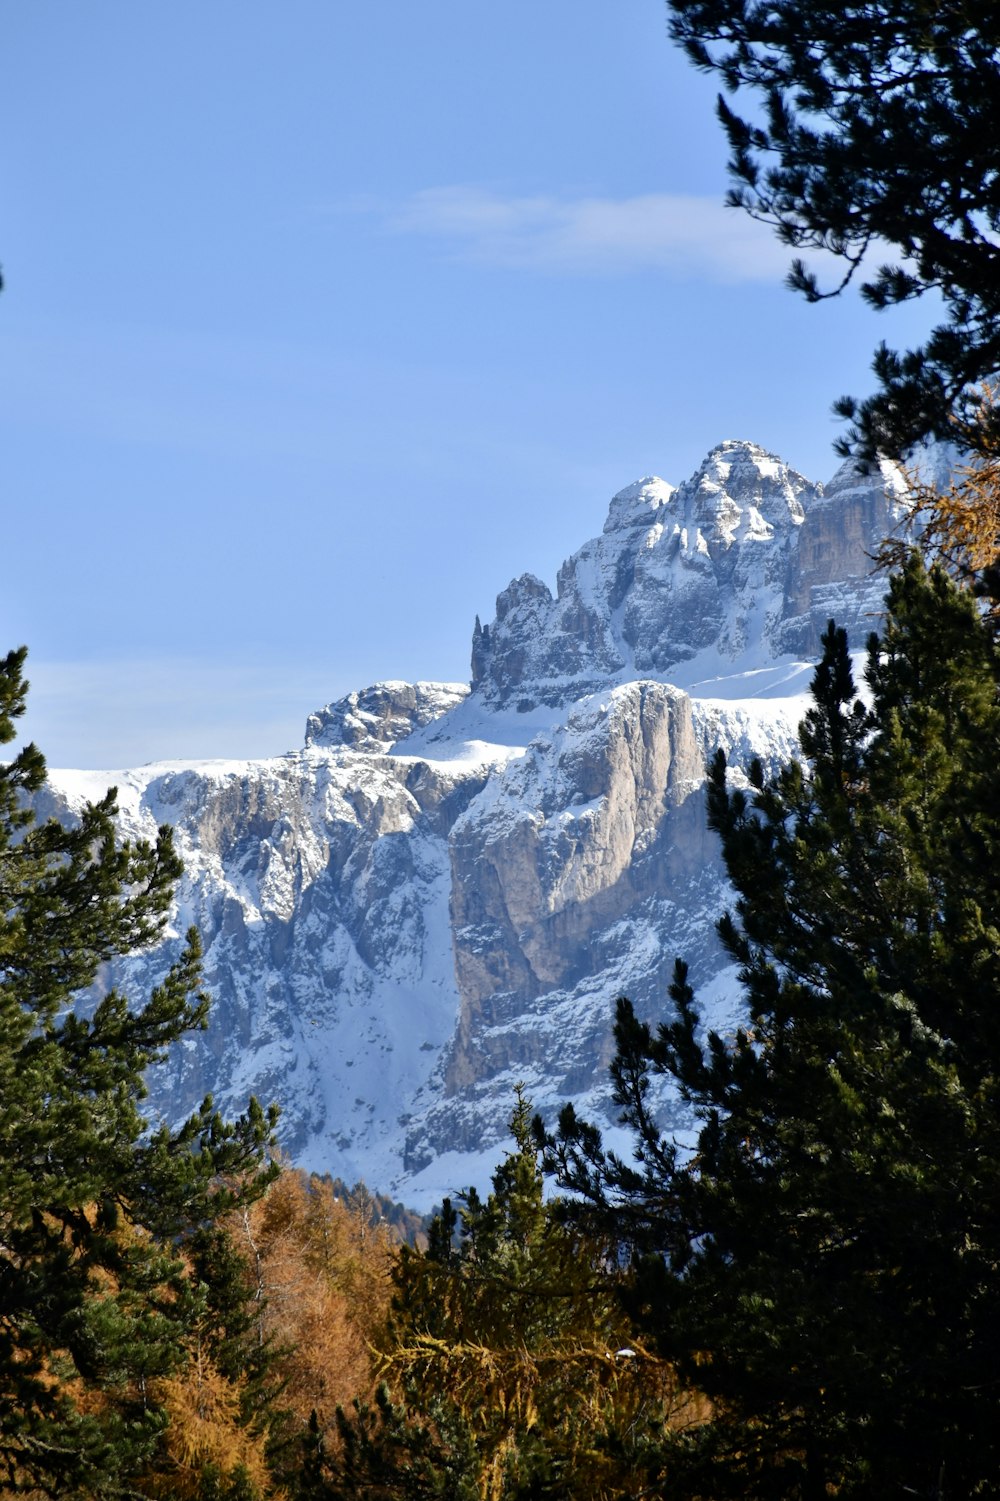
[305,681,470,751]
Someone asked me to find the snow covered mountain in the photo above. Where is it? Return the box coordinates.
[45,441,909,1208]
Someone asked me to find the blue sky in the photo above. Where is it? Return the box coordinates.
[1,2,934,767]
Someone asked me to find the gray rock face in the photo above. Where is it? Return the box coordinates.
[777,456,911,653]
[405,682,717,1170]
[448,683,701,1028]
[45,440,912,1207]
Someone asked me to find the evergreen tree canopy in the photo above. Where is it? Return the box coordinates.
[0,647,279,1498]
[550,559,1000,1497]
[664,0,1000,459]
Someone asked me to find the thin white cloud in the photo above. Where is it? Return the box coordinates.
[382,186,820,282]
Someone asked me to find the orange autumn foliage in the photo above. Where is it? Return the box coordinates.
[148,1351,272,1500]
[224,1167,396,1433]
[881,389,1000,614]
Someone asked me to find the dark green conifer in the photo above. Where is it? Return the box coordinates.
[186,1222,289,1447]
[663,0,1000,459]
[551,558,1000,1496]
[0,647,279,1497]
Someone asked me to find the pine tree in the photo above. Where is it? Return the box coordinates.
[550,557,1000,1497]
[185,1220,288,1450]
[663,0,1000,459]
[0,647,279,1498]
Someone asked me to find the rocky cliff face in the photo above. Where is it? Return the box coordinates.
[46,440,909,1207]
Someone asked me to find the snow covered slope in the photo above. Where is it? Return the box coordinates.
[45,441,908,1208]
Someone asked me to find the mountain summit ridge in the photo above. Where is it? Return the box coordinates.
[45,440,907,1206]
[469,439,904,714]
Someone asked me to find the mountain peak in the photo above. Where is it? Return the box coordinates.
[603,476,675,534]
[470,439,896,709]
[685,440,810,539]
